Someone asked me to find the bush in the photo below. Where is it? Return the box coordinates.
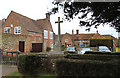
[65,54,120,61]
[85,51,120,55]
[17,54,51,76]
[46,47,51,52]
[55,59,120,77]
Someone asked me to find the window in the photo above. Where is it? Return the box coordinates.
[50,31,53,39]
[44,30,48,39]
[39,37,41,41]
[65,39,68,42]
[34,37,36,41]
[14,26,21,34]
[51,43,53,48]
[4,27,10,33]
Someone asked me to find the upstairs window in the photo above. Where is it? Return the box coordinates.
[4,27,10,33]
[44,30,48,39]
[65,39,68,42]
[14,26,21,34]
[50,31,53,39]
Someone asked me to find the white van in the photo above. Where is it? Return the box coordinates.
[98,46,111,52]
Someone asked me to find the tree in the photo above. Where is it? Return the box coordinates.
[50,1,120,31]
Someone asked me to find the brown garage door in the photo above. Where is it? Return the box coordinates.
[32,43,43,52]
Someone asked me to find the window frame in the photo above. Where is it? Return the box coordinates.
[4,27,10,33]
[14,26,21,34]
[50,31,53,39]
[44,30,48,39]
[65,39,68,43]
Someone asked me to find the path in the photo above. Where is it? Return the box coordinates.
[2,65,18,76]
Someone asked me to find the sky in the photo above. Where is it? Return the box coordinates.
[0,0,118,38]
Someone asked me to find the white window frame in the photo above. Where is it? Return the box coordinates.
[44,30,48,39]
[65,39,68,42]
[4,27,10,33]
[14,26,21,34]
[50,31,53,39]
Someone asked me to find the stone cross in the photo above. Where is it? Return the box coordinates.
[55,17,63,51]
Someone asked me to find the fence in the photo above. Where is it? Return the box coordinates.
[2,52,19,65]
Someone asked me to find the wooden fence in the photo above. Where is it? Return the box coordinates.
[2,52,20,65]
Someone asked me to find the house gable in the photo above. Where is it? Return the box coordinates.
[2,11,27,35]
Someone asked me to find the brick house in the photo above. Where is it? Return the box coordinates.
[2,11,54,53]
[0,20,2,48]
[37,13,54,50]
[55,29,117,49]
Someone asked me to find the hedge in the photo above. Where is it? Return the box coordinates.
[65,54,120,61]
[85,51,120,55]
[55,59,120,77]
[17,54,52,76]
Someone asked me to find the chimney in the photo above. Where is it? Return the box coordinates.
[46,13,50,21]
[96,30,98,33]
[2,18,6,25]
[72,29,74,35]
[76,29,79,34]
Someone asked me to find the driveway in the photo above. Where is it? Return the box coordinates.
[2,65,18,76]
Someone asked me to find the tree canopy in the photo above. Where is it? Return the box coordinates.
[50,1,120,31]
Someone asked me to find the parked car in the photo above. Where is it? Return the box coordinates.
[78,48,92,54]
[98,46,111,52]
[64,47,77,54]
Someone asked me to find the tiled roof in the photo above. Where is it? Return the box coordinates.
[10,11,43,33]
[37,19,53,32]
[102,35,117,39]
[91,32,102,38]
[72,33,95,39]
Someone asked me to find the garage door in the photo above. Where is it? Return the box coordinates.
[32,43,43,52]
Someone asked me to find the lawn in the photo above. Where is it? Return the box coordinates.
[7,71,56,78]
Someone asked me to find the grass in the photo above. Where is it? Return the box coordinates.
[7,71,56,78]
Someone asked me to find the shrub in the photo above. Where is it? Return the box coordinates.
[17,54,51,76]
[85,51,120,55]
[65,54,119,61]
[46,47,51,52]
[55,59,120,77]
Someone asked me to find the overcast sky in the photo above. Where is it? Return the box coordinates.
[0,0,118,38]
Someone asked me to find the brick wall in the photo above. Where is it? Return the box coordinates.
[61,34,73,47]
[44,31,54,51]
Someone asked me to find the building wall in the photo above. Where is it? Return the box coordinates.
[2,12,27,35]
[44,31,54,51]
[61,34,73,47]
[2,34,32,53]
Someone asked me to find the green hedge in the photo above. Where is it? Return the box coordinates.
[65,54,120,61]
[55,59,120,77]
[85,51,120,55]
[17,54,52,76]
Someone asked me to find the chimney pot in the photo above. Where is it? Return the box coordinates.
[76,29,79,34]
[2,18,6,25]
[46,13,50,21]
[72,29,74,35]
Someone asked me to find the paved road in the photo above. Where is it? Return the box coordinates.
[2,65,18,76]
[49,51,64,55]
